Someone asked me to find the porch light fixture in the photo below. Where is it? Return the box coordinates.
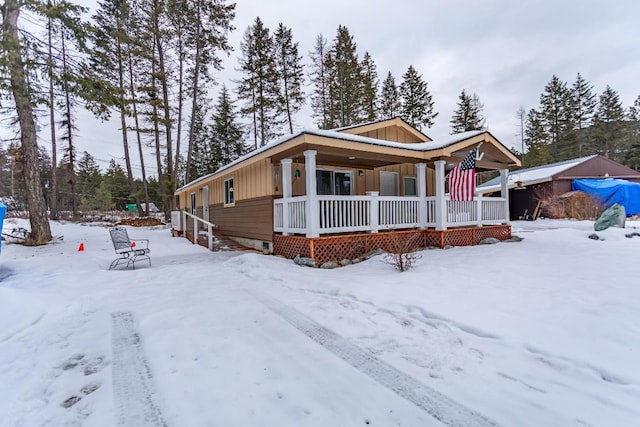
[348,156,356,160]
[294,169,301,179]
[358,170,364,176]
[514,180,526,190]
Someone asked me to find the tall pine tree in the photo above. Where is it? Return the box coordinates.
[539,75,572,160]
[399,65,437,130]
[450,89,485,133]
[326,25,363,128]
[211,86,246,167]
[379,71,400,120]
[237,17,281,148]
[273,23,305,134]
[592,85,625,161]
[624,95,640,170]
[569,73,596,156]
[360,51,378,122]
[524,108,554,167]
[308,33,331,129]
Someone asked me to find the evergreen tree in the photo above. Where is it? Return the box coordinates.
[524,108,554,167]
[360,51,378,122]
[76,151,102,210]
[176,0,235,183]
[539,75,572,160]
[399,65,437,130]
[274,23,305,134]
[592,85,625,161]
[326,25,364,127]
[90,0,141,214]
[0,0,89,242]
[569,73,596,156]
[450,89,485,133]
[624,95,640,170]
[237,17,282,148]
[379,71,400,120]
[309,33,331,129]
[103,160,130,209]
[188,101,212,182]
[211,85,246,167]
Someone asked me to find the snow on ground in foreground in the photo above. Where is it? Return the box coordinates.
[0,218,639,426]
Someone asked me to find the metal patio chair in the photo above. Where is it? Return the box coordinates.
[108,226,151,270]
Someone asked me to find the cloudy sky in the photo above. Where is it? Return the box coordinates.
[14,0,640,175]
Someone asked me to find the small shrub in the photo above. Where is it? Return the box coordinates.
[384,231,421,272]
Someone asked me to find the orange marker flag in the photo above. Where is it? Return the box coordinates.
[78,242,85,252]
[131,241,136,248]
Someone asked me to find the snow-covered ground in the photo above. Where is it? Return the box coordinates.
[1,218,639,426]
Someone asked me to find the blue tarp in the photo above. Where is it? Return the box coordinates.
[0,203,5,254]
[572,179,640,216]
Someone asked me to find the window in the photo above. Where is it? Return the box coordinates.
[190,192,196,214]
[316,169,353,195]
[224,178,234,205]
[404,177,417,196]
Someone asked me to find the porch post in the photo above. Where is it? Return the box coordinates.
[500,168,510,223]
[304,150,319,238]
[281,159,292,235]
[416,163,427,229]
[366,191,379,233]
[435,160,447,231]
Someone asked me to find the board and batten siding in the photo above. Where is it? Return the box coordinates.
[356,126,422,143]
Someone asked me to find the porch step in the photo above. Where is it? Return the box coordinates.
[195,230,250,252]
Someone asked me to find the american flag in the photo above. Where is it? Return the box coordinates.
[449,147,478,201]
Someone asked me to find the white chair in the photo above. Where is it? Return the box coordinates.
[109,227,151,270]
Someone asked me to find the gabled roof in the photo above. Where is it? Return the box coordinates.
[333,117,433,142]
[176,126,520,192]
[477,155,599,194]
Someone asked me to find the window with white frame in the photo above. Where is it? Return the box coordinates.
[404,176,417,196]
[224,178,234,205]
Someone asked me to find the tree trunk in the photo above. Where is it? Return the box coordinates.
[115,29,139,215]
[2,0,52,243]
[173,20,184,187]
[185,2,202,184]
[47,15,58,219]
[153,2,173,215]
[60,29,77,216]
[127,46,150,216]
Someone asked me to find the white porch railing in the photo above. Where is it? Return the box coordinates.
[182,210,218,250]
[274,195,508,236]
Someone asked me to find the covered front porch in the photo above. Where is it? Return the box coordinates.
[273,149,511,238]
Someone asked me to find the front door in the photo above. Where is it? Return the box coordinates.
[380,171,399,196]
[202,186,209,222]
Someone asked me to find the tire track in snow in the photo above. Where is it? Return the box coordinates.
[111,311,167,427]
[258,296,499,427]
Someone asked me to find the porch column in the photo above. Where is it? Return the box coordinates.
[416,163,427,229]
[281,159,292,235]
[435,160,447,231]
[304,150,319,238]
[500,168,510,223]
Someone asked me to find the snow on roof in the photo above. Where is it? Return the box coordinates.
[476,155,598,194]
[176,128,486,191]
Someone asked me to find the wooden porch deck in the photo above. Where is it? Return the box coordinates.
[273,225,511,266]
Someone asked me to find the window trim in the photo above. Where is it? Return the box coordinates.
[224,177,235,206]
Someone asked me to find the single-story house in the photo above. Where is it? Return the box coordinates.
[476,155,640,219]
[173,117,521,264]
